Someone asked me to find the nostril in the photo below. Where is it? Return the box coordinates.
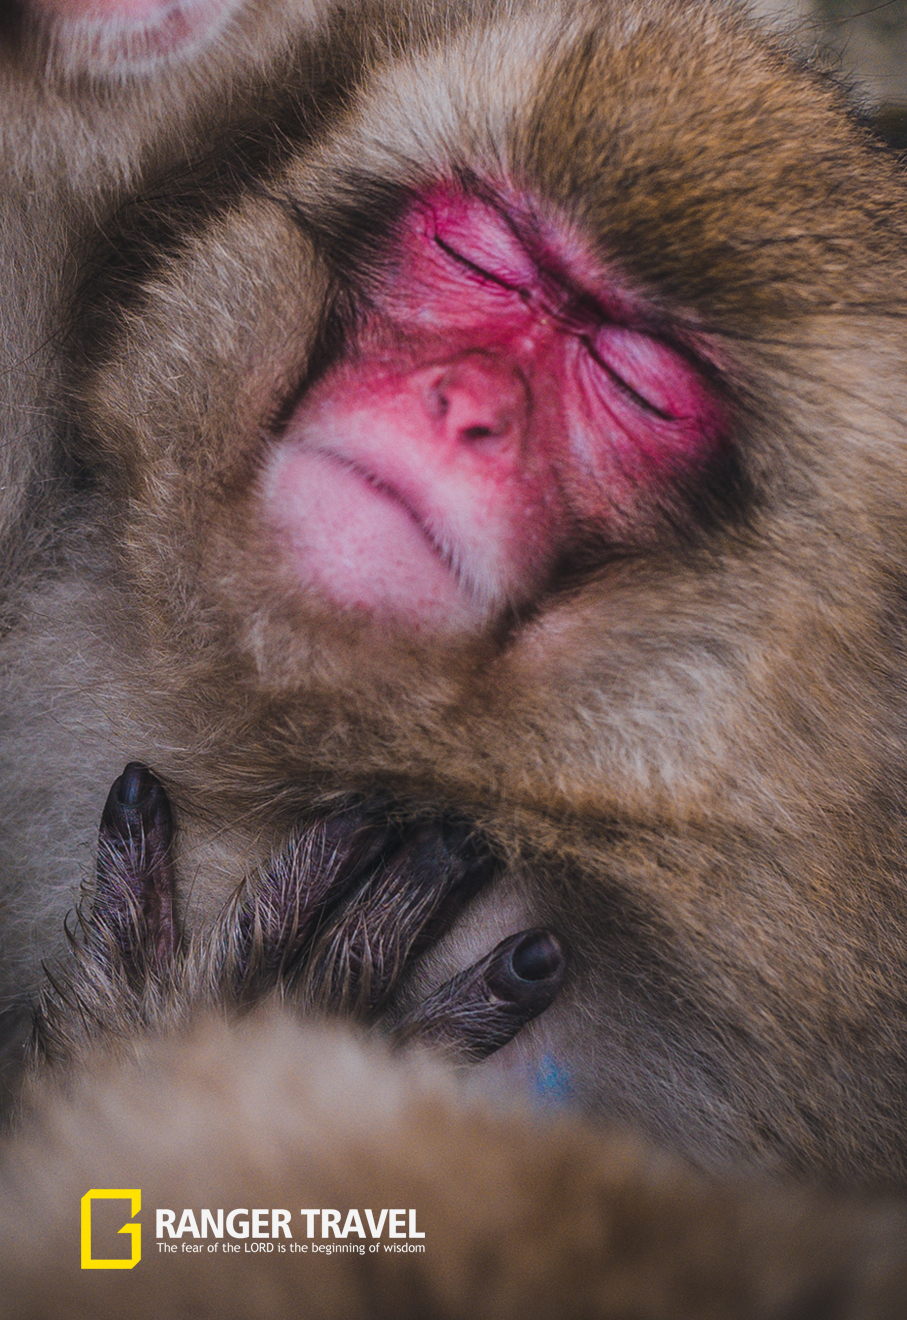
[424,352,528,449]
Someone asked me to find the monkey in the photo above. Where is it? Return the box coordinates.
[3,0,907,1306]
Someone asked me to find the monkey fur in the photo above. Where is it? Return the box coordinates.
[2,0,907,1311]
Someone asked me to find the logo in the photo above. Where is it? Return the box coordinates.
[80,1189,141,1269]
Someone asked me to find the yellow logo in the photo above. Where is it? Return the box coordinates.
[80,1189,141,1269]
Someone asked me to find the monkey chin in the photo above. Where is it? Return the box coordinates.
[263,444,494,634]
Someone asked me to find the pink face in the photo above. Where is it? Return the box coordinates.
[263,184,728,631]
[30,0,236,65]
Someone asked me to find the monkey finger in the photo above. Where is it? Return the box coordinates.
[94,761,177,971]
[390,929,566,1063]
[231,805,395,989]
[297,820,498,1017]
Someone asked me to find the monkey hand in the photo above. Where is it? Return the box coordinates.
[33,763,566,1070]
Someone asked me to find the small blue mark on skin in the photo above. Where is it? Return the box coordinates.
[531,1054,572,1104]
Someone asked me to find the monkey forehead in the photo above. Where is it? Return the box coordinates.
[286,0,906,328]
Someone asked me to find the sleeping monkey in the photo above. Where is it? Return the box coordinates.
[2,0,907,1312]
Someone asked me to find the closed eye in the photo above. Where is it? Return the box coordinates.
[433,233,523,294]
[582,334,677,422]
[581,321,720,427]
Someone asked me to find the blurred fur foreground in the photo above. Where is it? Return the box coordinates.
[1,1010,905,1320]
[7,772,900,1320]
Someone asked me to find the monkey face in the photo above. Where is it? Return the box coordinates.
[78,0,905,799]
[264,182,729,629]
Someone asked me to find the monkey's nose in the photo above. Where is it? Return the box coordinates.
[423,353,529,451]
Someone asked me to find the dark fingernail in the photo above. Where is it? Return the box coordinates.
[95,763,178,972]
[102,763,172,844]
[511,931,564,982]
[391,929,567,1062]
[116,762,154,808]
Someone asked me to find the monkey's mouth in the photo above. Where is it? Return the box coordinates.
[318,447,453,571]
[262,441,487,629]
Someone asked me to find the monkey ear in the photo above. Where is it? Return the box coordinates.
[22,0,245,76]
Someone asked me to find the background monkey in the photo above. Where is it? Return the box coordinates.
[3,0,907,1308]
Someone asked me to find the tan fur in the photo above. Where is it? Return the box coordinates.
[8,0,906,1174]
[0,0,330,559]
[2,1011,905,1320]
